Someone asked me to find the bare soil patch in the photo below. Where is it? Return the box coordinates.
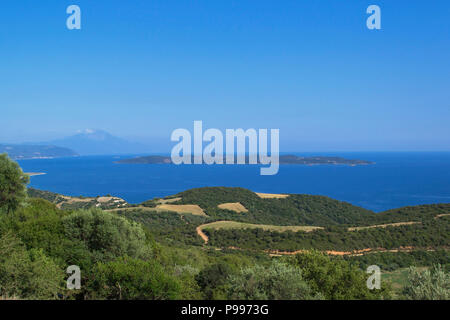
[255,192,289,199]
[217,202,248,213]
[348,221,420,231]
[155,204,207,216]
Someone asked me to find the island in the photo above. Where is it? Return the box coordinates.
[115,155,374,165]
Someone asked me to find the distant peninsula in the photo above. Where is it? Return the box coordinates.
[0,144,78,160]
[115,155,374,166]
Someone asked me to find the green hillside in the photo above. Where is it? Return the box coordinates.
[2,175,444,300]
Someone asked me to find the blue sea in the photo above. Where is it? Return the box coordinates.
[17,152,450,212]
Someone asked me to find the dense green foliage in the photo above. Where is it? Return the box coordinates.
[85,256,181,300]
[0,232,64,299]
[0,154,29,214]
[195,262,233,299]
[29,185,450,227]
[227,261,321,300]
[402,265,449,300]
[0,158,448,300]
[114,208,209,246]
[346,250,450,272]
[175,187,450,227]
[206,219,449,252]
[62,209,152,263]
[287,251,391,300]
[27,188,61,203]
[177,187,374,225]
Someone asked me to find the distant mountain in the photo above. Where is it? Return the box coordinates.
[49,129,151,155]
[0,144,77,160]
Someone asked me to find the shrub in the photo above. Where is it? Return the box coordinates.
[85,256,180,300]
[62,208,153,263]
[402,265,449,300]
[227,261,321,300]
[0,232,64,299]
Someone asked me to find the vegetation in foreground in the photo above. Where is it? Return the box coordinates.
[0,153,449,300]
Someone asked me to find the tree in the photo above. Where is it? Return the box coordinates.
[289,250,392,300]
[62,208,153,263]
[0,232,64,299]
[0,154,29,214]
[196,262,232,299]
[227,261,321,300]
[403,265,449,300]
[85,256,180,300]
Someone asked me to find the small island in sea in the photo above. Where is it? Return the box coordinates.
[115,155,374,166]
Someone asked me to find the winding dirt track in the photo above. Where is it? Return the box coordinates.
[195,216,450,256]
[196,221,322,245]
[266,246,421,257]
[196,226,209,244]
[213,246,446,257]
[348,221,420,231]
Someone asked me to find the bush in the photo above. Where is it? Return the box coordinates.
[0,232,64,299]
[402,265,449,300]
[85,256,180,300]
[289,251,392,300]
[227,261,321,300]
[62,208,153,263]
[196,262,233,299]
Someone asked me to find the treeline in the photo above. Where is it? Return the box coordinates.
[205,219,450,252]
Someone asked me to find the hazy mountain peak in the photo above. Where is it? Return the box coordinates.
[49,130,150,155]
[73,129,115,141]
[77,129,96,134]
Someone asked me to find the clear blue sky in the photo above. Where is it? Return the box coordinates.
[1,0,449,151]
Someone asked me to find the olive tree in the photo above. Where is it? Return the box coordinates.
[0,153,29,214]
[403,265,449,300]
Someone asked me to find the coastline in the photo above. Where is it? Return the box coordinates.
[25,172,47,177]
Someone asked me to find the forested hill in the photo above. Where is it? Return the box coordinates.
[174,187,448,226]
[175,187,372,226]
[29,186,450,227]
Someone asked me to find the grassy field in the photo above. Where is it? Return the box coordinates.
[383,267,427,298]
[255,192,289,199]
[217,202,248,213]
[106,203,207,217]
[155,204,207,216]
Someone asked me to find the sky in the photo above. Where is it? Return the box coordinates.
[0,0,449,151]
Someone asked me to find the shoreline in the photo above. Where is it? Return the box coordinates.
[26,172,47,177]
